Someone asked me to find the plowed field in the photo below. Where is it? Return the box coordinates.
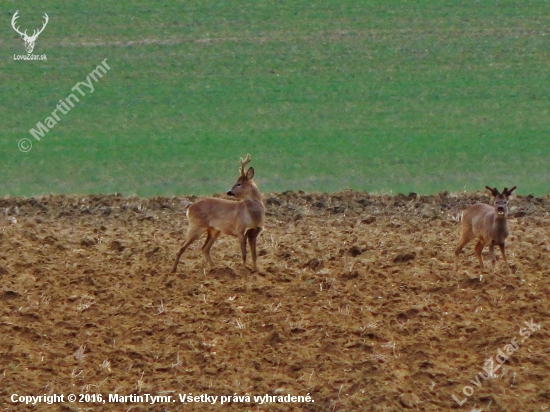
[1,191,549,411]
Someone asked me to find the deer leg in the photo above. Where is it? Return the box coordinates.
[247,227,262,271]
[474,240,486,271]
[171,226,204,273]
[489,242,496,272]
[201,228,220,266]
[238,233,247,267]
[454,231,474,272]
[498,243,511,274]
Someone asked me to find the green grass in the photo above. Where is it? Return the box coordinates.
[1,0,549,196]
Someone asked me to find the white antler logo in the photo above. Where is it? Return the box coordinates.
[11,10,49,54]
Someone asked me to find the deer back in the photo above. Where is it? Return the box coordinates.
[187,197,264,236]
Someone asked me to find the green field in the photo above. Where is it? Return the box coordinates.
[2,0,549,196]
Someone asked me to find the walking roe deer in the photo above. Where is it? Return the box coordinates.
[454,186,516,274]
[171,154,265,273]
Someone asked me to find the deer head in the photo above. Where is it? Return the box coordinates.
[485,186,516,217]
[227,154,258,200]
[12,11,49,54]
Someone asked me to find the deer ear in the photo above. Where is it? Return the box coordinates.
[246,167,254,180]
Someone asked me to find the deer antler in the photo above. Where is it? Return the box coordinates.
[11,11,26,37]
[485,186,500,197]
[240,154,252,176]
[11,11,48,40]
[503,186,516,197]
[32,13,49,39]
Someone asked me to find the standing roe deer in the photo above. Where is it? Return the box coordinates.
[454,186,516,274]
[171,154,265,273]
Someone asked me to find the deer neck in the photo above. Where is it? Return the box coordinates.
[491,213,509,242]
[245,183,263,204]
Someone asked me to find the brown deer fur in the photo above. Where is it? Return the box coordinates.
[171,155,265,273]
[454,186,516,274]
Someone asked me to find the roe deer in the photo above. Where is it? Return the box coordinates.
[171,154,265,273]
[454,186,516,274]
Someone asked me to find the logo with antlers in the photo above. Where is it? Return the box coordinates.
[11,10,49,54]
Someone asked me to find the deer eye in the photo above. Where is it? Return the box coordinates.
[237,183,242,187]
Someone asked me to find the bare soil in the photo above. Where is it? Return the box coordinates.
[1,191,549,411]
